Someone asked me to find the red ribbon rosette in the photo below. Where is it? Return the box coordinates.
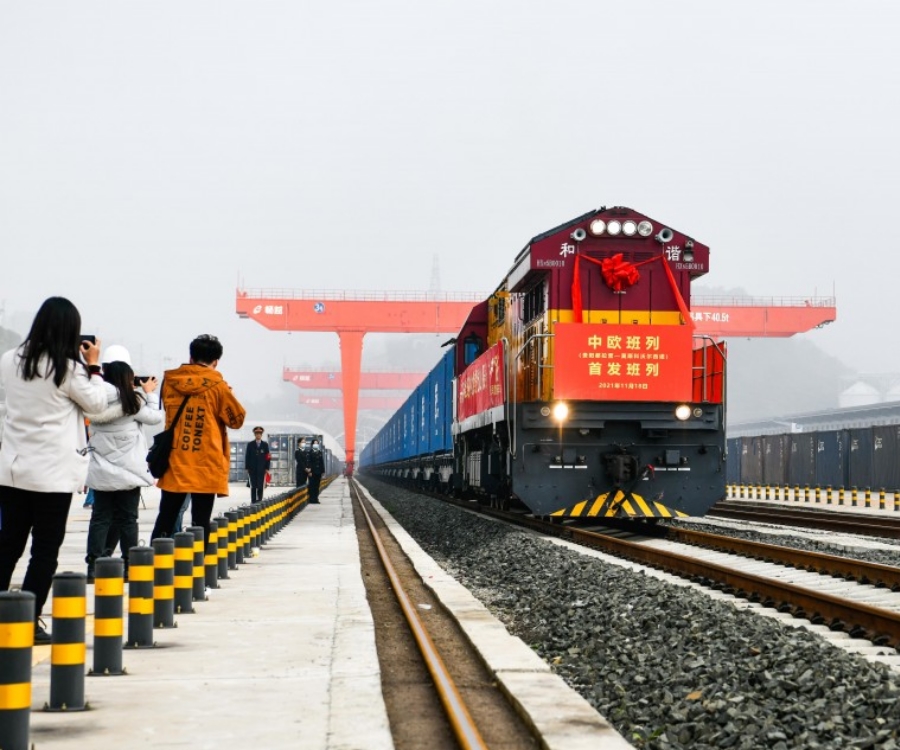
[601,253,640,292]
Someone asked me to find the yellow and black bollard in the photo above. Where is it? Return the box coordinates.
[215,515,230,580]
[232,510,245,566]
[173,532,195,614]
[205,520,219,589]
[258,499,271,544]
[125,545,156,648]
[851,486,858,506]
[0,590,35,750]
[880,488,886,511]
[239,506,253,560]
[188,526,207,602]
[45,572,87,712]
[249,504,260,555]
[839,487,845,505]
[89,557,125,676]
[152,538,176,629]
[865,487,872,508]
[225,511,239,571]
[826,485,833,504]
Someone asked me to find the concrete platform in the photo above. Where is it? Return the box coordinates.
[17,479,392,750]
[7,478,630,750]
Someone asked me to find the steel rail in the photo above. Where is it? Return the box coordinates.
[663,525,900,590]
[565,524,900,648]
[710,502,900,540]
[349,480,489,750]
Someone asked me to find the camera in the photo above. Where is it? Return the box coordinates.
[81,335,96,345]
[134,376,151,387]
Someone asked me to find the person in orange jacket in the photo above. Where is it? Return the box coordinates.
[149,334,246,543]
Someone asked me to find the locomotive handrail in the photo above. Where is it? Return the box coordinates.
[510,332,554,457]
[693,334,728,454]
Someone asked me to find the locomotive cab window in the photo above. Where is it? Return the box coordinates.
[463,333,484,366]
[521,277,547,323]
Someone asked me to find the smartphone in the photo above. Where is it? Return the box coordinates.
[81,335,96,344]
[134,376,150,387]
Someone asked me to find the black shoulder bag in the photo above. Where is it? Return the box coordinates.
[146,395,190,479]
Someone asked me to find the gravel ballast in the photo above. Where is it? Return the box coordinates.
[361,479,900,750]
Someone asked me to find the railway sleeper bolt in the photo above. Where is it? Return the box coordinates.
[828,619,846,632]
[848,625,868,640]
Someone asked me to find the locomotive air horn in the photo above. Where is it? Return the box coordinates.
[570,228,587,241]
[655,227,674,243]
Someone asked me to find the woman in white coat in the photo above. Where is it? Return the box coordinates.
[84,347,162,581]
[0,297,108,643]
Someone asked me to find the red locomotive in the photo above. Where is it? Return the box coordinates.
[361,206,726,519]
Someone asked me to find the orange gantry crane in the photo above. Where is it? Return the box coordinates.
[691,295,836,338]
[237,289,482,469]
[237,289,837,469]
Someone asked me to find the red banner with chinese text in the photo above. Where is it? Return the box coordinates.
[554,323,692,402]
[457,341,506,420]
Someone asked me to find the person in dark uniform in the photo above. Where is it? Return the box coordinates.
[245,427,270,503]
[308,439,325,504]
[294,437,309,487]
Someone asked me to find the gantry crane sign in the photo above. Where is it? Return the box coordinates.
[237,289,483,469]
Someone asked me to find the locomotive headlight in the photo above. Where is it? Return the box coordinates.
[692,407,704,418]
[674,404,692,421]
[552,402,569,422]
[589,218,606,236]
[606,220,622,236]
[637,220,653,237]
[622,220,637,236]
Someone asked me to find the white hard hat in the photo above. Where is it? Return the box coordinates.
[102,345,133,367]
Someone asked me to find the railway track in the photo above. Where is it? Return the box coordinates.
[348,479,539,750]
[435,495,900,655]
[709,500,900,540]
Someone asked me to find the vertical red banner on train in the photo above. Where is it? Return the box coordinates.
[457,341,505,420]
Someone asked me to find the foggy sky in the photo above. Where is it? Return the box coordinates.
[1,2,896,412]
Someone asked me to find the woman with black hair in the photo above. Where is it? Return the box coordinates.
[0,296,108,643]
[83,347,162,581]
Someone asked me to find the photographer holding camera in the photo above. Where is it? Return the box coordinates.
[83,345,163,581]
[0,297,108,643]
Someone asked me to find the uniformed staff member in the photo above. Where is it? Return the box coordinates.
[308,439,325,504]
[294,437,308,487]
[245,426,270,503]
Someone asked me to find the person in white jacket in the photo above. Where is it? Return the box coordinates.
[0,297,108,643]
[83,346,162,581]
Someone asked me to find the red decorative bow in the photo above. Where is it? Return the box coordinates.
[601,253,640,292]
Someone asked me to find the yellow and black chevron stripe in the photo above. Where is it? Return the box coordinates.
[550,490,689,519]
